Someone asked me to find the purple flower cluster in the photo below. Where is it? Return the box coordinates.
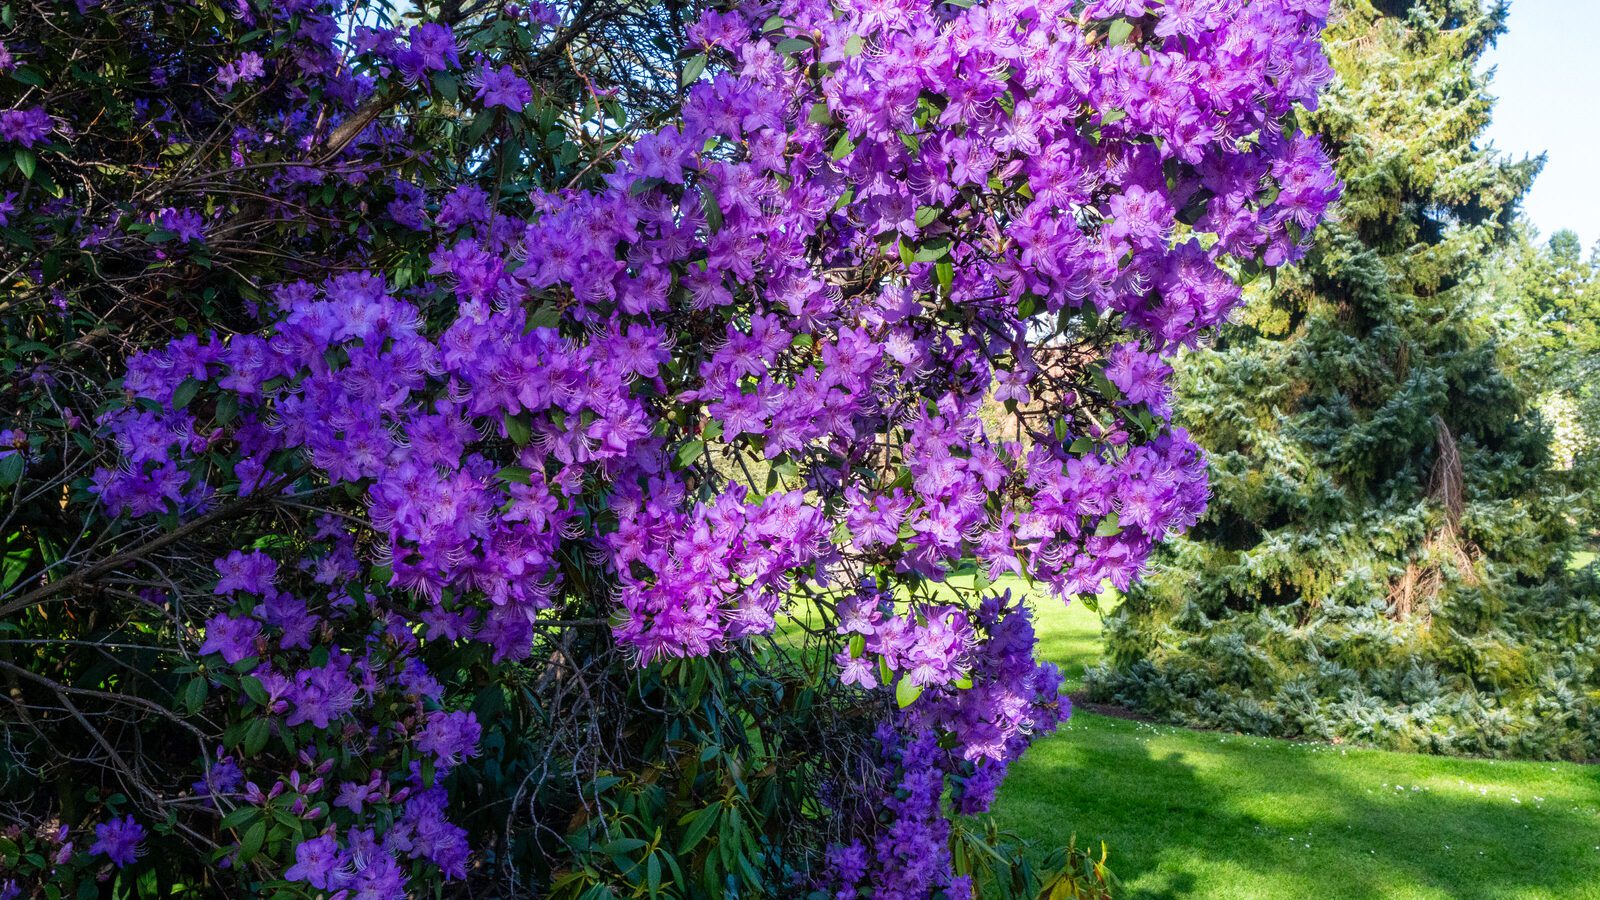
[473,62,532,111]
[0,106,51,147]
[822,729,970,900]
[822,596,1064,897]
[168,538,479,893]
[216,51,266,89]
[352,20,465,84]
[88,0,1336,891]
[278,787,468,893]
[89,815,145,868]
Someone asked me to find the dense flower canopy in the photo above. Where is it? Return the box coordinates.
[5,0,1334,894]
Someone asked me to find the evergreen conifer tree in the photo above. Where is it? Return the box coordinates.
[1487,228,1600,475]
[1091,0,1600,760]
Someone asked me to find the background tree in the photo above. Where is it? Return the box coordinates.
[1090,0,1600,760]
[1485,227,1600,481]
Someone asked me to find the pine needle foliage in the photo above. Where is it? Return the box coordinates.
[1090,0,1600,761]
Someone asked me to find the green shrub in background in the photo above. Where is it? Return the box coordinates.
[1090,0,1600,761]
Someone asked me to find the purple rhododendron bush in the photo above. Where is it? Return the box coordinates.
[0,0,1335,895]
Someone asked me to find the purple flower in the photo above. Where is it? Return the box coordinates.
[214,550,277,596]
[387,181,429,231]
[410,23,459,72]
[197,613,261,664]
[157,207,207,244]
[0,107,51,147]
[284,660,359,728]
[351,852,409,897]
[473,63,531,111]
[89,815,145,868]
[216,51,265,89]
[397,789,471,880]
[526,1,560,28]
[284,833,350,890]
[416,710,482,767]
[835,652,878,689]
[191,754,244,801]
[1104,342,1174,418]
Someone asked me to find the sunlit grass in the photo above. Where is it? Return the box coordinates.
[992,588,1600,900]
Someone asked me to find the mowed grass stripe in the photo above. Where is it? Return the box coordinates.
[992,591,1600,900]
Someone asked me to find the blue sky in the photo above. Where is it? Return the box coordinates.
[1482,0,1600,249]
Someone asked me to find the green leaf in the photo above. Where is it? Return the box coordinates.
[239,820,265,863]
[831,133,856,160]
[681,53,708,87]
[935,260,954,296]
[496,465,533,485]
[1091,365,1121,401]
[218,806,257,832]
[915,206,940,228]
[13,149,35,179]
[1108,18,1135,46]
[1094,512,1122,538]
[243,717,271,756]
[912,238,950,262]
[896,678,924,708]
[678,797,723,845]
[807,102,834,126]
[465,110,498,147]
[676,439,706,469]
[240,676,269,707]
[183,676,208,715]
[433,72,459,102]
[504,413,532,446]
[0,453,21,488]
[527,303,562,330]
[602,837,648,855]
[0,548,31,593]
[774,38,812,55]
[171,377,201,410]
[701,190,724,234]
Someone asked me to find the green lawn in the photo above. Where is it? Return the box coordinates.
[991,596,1600,900]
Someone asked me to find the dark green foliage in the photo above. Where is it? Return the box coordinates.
[1091,0,1600,760]
[1486,228,1600,490]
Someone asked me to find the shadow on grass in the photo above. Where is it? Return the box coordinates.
[993,713,1600,900]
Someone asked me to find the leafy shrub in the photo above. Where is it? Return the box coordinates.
[0,0,1334,894]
